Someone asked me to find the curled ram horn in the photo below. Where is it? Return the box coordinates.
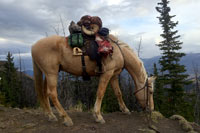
[81,24,100,36]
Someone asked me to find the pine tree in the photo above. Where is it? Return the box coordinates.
[102,84,119,113]
[1,52,22,107]
[153,63,164,111]
[156,0,190,117]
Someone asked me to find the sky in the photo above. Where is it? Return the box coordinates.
[0,0,199,59]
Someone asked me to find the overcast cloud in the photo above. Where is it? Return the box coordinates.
[0,0,199,58]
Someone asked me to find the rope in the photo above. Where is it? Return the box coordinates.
[108,37,125,69]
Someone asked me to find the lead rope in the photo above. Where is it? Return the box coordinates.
[145,78,152,129]
[145,78,160,133]
[143,78,151,129]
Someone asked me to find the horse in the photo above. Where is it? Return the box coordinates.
[31,34,156,126]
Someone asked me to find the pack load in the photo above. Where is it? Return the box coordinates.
[68,21,84,48]
[77,15,102,36]
[96,27,112,56]
[68,33,84,48]
[67,15,113,76]
[68,15,113,56]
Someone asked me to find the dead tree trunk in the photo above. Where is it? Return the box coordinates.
[193,63,200,124]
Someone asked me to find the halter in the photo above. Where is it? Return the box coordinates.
[133,78,149,95]
[133,77,152,110]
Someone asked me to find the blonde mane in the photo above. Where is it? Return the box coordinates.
[109,34,147,82]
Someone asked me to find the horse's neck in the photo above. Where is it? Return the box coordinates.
[122,47,147,90]
[108,35,147,89]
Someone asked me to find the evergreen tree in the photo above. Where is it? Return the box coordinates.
[1,52,22,107]
[153,63,164,111]
[155,0,190,117]
[102,84,119,113]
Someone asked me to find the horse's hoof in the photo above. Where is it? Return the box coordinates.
[48,115,58,122]
[63,119,73,127]
[126,112,131,115]
[121,108,131,115]
[124,111,131,115]
[93,113,105,124]
[95,118,105,124]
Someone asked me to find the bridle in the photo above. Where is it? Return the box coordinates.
[134,78,159,132]
[133,77,153,110]
[109,36,152,109]
[133,78,151,95]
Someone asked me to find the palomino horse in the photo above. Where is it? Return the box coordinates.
[31,34,156,126]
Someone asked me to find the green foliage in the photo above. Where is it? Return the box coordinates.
[0,52,23,108]
[155,0,193,120]
[153,63,165,111]
[0,92,6,105]
[102,84,119,113]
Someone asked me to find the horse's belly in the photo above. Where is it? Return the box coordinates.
[61,56,97,76]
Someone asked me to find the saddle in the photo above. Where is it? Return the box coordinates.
[67,16,113,80]
[68,26,112,57]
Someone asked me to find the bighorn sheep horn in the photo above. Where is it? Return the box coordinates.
[81,24,100,36]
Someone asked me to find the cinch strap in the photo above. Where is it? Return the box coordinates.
[81,55,90,80]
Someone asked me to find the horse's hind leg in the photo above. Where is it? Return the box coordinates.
[43,77,58,121]
[110,76,131,115]
[46,74,73,126]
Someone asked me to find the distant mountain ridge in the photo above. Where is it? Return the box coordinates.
[1,53,199,77]
[142,53,200,76]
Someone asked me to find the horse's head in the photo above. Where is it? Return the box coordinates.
[135,76,156,111]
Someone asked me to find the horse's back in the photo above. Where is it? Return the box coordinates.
[32,35,64,52]
[31,35,65,75]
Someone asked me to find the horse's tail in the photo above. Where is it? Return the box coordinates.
[33,59,45,109]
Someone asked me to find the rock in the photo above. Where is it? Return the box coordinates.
[149,125,158,132]
[179,119,193,132]
[170,114,194,132]
[14,108,21,111]
[0,123,6,129]
[170,115,185,121]
[151,111,164,123]
[24,109,32,114]
[22,123,37,129]
[187,131,198,133]
[138,128,156,133]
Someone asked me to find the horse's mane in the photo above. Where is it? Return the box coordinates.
[109,34,147,81]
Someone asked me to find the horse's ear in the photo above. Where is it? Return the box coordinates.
[149,76,157,83]
[152,76,157,80]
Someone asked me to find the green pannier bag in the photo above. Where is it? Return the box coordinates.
[68,33,84,48]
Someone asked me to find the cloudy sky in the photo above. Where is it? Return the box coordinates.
[0,0,199,59]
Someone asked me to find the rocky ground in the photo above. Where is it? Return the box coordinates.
[0,105,200,133]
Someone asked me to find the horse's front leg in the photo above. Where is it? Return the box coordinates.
[93,71,113,124]
[110,76,131,115]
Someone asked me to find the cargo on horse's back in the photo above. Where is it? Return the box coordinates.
[31,15,156,126]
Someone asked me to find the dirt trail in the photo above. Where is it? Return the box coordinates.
[0,106,199,133]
